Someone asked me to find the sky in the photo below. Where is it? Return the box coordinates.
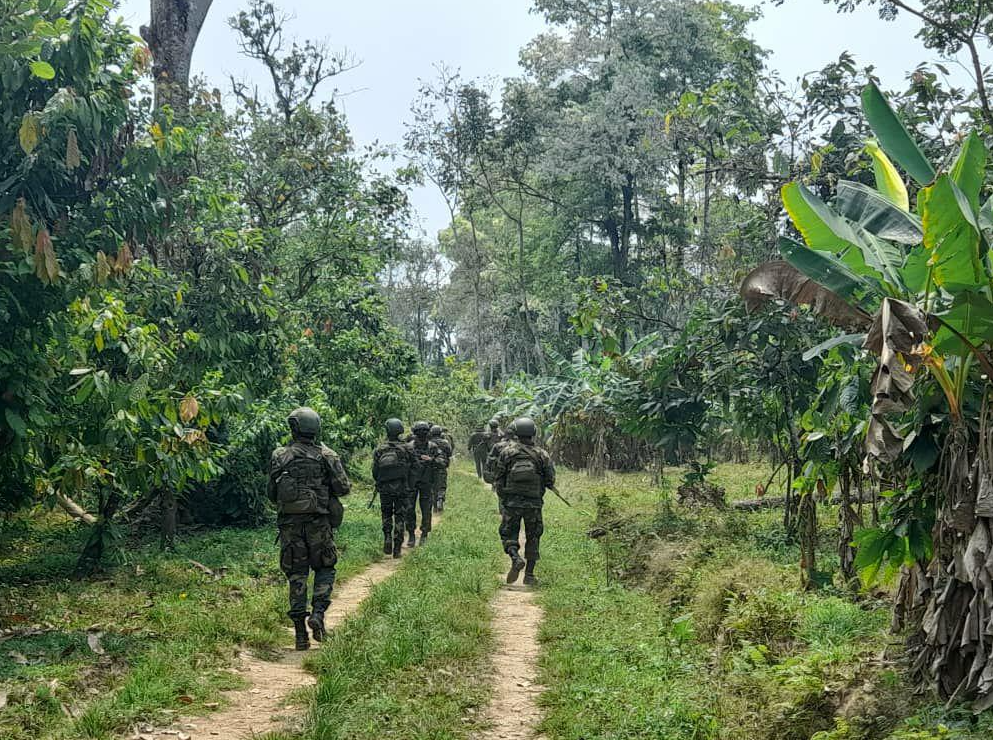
[116,0,963,236]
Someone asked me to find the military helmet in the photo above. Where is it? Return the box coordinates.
[488,418,499,430]
[430,424,443,437]
[385,418,404,438]
[288,407,321,438]
[412,420,431,437]
[512,416,537,439]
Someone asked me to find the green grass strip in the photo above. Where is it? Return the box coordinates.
[301,466,504,740]
[1,493,385,740]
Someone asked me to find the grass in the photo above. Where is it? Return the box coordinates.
[0,487,384,740]
[298,466,505,740]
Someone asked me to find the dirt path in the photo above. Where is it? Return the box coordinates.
[133,542,419,740]
[479,581,546,740]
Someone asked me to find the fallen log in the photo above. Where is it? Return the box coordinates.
[734,491,875,511]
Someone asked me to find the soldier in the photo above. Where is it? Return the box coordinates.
[268,407,351,650]
[483,420,515,486]
[372,418,412,559]
[493,417,555,586]
[468,425,487,478]
[405,421,439,546]
[483,418,503,456]
[430,424,453,512]
[441,426,454,448]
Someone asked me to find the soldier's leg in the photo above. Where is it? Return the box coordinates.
[380,492,394,554]
[474,452,484,478]
[279,524,311,649]
[418,483,432,538]
[500,506,526,583]
[389,494,406,557]
[522,509,544,585]
[404,489,417,545]
[306,518,337,642]
[434,469,448,511]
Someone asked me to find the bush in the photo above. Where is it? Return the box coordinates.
[688,557,792,642]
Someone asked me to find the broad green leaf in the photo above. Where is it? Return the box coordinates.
[29,60,55,80]
[933,290,993,354]
[949,131,986,214]
[919,175,986,291]
[777,237,879,304]
[861,83,935,186]
[802,333,867,362]
[865,140,909,211]
[4,409,27,438]
[901,246,930,293]
[836,181,921,244]
[784,182,903,290]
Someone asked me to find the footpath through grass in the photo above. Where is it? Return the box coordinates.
[0,487,384,740]
[297,465,505,740]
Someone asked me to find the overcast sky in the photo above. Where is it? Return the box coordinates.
[116,0,963,235]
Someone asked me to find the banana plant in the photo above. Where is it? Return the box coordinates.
[741,83,993,706]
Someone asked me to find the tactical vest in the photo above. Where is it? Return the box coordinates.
[407,440,435,483]
[273,444,331,515]
[503,443,543,499]
[377,441,407,482]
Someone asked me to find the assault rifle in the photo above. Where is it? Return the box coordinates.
[547,485,573,507]
[367,489,378,509]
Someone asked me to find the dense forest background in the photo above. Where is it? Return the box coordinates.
[5,0,993,728]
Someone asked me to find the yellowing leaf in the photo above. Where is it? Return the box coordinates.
[33,228,59,284]
[94,332,104,351]
[865,140,909,212]
[115,242,133,274]
[19,114,40,155]
[179,395,200,423]
[95,250,111,284]
[11,198,33,253]
[66,128,81,169]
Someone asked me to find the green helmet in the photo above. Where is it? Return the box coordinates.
[412,420,431,437]
[385,418,404,438]
[288,407,321,439]
[512,417,536,439]
[488,418,499,430]
[430,425,443,438]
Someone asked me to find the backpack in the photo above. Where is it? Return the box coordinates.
[273,445,330,515]
[377,443,407,482]
[504,444,543,498]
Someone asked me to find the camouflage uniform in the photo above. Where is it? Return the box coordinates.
[372,437,412,557]
[468,428,487,478]
[431,427,453,511]
[268,439,351,621]
[405,434,440,541]
[494,438,555,573]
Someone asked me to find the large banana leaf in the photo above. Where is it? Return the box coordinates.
[861,82,936,186]
[865,140,909,211]
[740,258,872,330]
[919,175,987,291]
[835,181,922,244]
[778,236,880,307]
[933,290,993,355]
[950,131,986,214]
[784,183,904,291]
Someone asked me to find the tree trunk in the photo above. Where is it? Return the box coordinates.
[619,173,634,281]
[799,493,818,589]
[160,487,177,551]
[837,467,860,584]
[141,0,214,116]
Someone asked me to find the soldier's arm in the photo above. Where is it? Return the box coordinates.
[493,449,510,490]
[266,451,280,503]
[371,447,381,484]
[542,453,556,490]
[325,450,352,497]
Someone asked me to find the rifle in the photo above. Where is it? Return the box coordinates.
[547,485,573,507]
[367,489,379,509]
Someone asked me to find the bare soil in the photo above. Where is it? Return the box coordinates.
[479,581,546,740]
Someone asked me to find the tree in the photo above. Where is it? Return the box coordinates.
[743,83,993,705]
[141,0,214,115]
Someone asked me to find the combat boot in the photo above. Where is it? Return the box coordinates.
[506,550,525,584]
[435,498,444,512]
[292,618,310,651]
[419,532,429,546]
[307,611,326,643]
[407,531,416,547]
[383,535,392,555]
[523,559,538,586]
[392,535,403,559]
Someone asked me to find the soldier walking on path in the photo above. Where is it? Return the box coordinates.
[267,407,351,650]
[493,417,555,586]
[430,424,452,512]
[484,422,517,516]
[372,418,412,559]
[468,425,487,478]
[405,421,440,546]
